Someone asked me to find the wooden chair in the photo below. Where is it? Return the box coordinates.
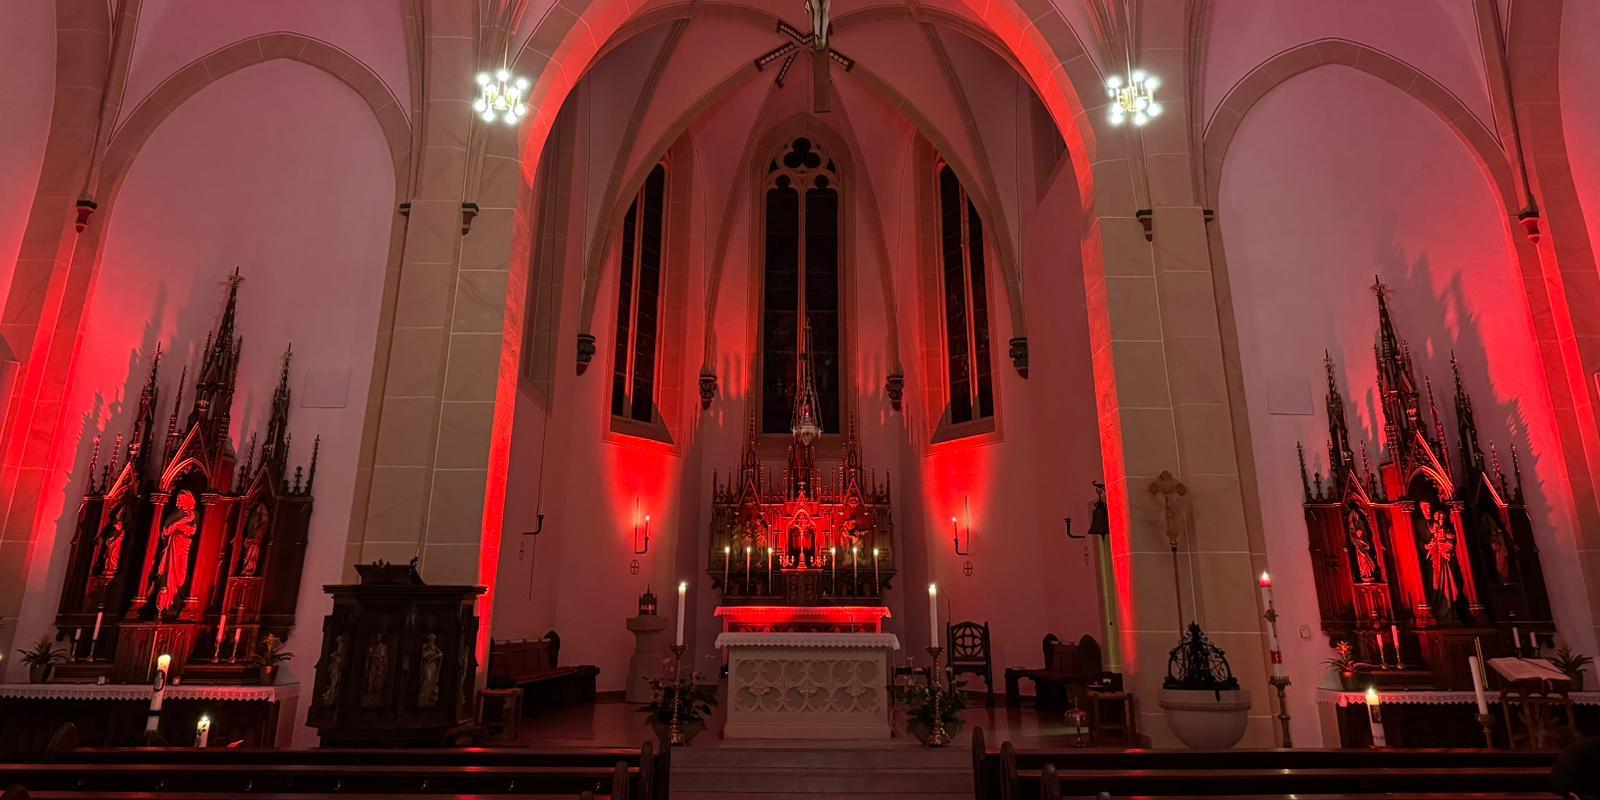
[947,620,995,707]
[1003,633,1101,713]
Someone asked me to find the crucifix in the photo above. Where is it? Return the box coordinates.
[754,0,854,113]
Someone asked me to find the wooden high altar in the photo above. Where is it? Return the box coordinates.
[707,346,900,737]
[48,273,318,687]
[1301,281,1565,744]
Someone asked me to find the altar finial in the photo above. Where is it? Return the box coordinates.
[86,433,102,492]
[227,266,244,288]
[1297,442,1310,499]
[1370,274,1387,298]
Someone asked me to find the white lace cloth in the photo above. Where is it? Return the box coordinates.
[714,632,901,649]
[1317,687,1600,707]
[0,682,300,702]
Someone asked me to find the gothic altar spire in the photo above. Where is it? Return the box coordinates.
[1371,277,1428,458]
[1451,354,1484,472]
[790,320,823,444]
[1322,352,1356,479]
[188,269,245,450]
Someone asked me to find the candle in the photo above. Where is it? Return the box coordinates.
[722,545,731,589]
[91,611,103,643]
[1375,633,1386,666]
[232,627,242,661]
[872,547,880,594]
[852,545,859,590]
[195,715,211,748]
[928,583,940,647]
[147,653,172,734]
[830,547,837,593]
[1512,627,1522,653]
[675,581,687,647]
[1365,688,1385,747]
[767,547,774,588]
[1390,625,1401,663]
[215,613,228,659]
[1468,656,1490,716]
[745,546,752,594]
[1259,573,1286,678]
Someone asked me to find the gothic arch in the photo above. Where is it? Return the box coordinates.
[1202,39,1515,213]
[97,34,413,206]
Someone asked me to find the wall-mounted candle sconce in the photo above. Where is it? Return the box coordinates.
[633,498,651,555]
[952,496,972,556]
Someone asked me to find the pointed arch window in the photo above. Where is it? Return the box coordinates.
[937,164,994,424]
[611,163,667,423]
[761,137,841,435]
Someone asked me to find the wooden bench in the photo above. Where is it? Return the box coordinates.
[488,631,600,713]
[7,741,667,799]
[1003,633,1103,714]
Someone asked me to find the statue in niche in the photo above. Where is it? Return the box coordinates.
[92,503,128,577]
[239,504,268,577]
[362,635,390,708]
[1345,510,1379,583]
[152,491,198,615]
[1420,502,1460,606]
[417,634,443,708]
[1487,516,1512,584]
[321,634,348,706]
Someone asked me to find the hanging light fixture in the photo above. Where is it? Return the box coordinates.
[474,69,529,125]
[1106,70,1161,127]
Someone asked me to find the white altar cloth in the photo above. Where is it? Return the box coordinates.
[714,632,900,739]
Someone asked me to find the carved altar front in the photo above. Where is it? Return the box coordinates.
[1300,281,1555,690]
[714,632,899,739]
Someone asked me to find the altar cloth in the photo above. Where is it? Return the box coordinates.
[715,632,900,739]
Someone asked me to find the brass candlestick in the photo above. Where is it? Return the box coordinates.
[1268,675,1293,748]
[924,645,951,747]
[668,644,688,746]
[1476,711,1495,749]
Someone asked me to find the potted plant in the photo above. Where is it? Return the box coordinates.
[250,634,292,685]
[638,674,717,745]
[17,636,65,684]
[891,676,968,744]
[1157,623,1252,749]
[1551,642,1592,691]
[1323,640,1363,690]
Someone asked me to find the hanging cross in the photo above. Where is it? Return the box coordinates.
[753,0,854,113]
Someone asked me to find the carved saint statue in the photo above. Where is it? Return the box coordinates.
[417,633,443,708]
[1345,510,1378,583]
[361,635,390,708]
[1421,503,1460,605]
[240,504,268,577]
[1488,517,1512,583]
[321,633,348,707]
[803,0,830,51]
[93,504,127,577]
[152,491,198,615]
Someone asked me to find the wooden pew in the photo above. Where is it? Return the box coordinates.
[972,729,1558,800]
[487,631,601,712]
[4,741,666,799]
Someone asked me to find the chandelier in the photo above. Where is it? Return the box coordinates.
[474,69,529,125]
[1106,70,1161,126]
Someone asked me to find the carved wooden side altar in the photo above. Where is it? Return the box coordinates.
[49,274,318,685]
[1300,281,1557,692]
[715,632,899,739]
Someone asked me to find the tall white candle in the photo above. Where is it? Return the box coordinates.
[215,613,228,657]
[195,715,211,748]
[1467,656,1490,715]
[872,548,880,594]
[722,545,731,590]
[767,547,774,587]
[676,581,687,647]
[1375,633,1386,665]
[852,545,859,589]
[92,611,103,643]
[1259,573,1286,678]
[927,584,940,647]
[1512,627,1522,652]
[1365,688,1385,747]
[147,653,172,733]
[1390,625,1401,663]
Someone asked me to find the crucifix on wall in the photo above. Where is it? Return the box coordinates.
[754,0,854,113]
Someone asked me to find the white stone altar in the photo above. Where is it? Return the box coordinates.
[714,631,899,739]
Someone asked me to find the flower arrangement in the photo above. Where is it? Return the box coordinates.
[250,633,293,685]
[18,636,65,683]
[1323,640,1364,690]
[638,674,718,725]
[1551,641,1592,691]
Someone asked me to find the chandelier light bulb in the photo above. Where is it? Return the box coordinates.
[476,72,491,86]
[1108,68,1160,127]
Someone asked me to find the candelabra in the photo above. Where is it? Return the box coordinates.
[668,644,689,746]
[924,645,951,747]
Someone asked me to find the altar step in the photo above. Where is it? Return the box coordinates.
[672,745,971,797]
